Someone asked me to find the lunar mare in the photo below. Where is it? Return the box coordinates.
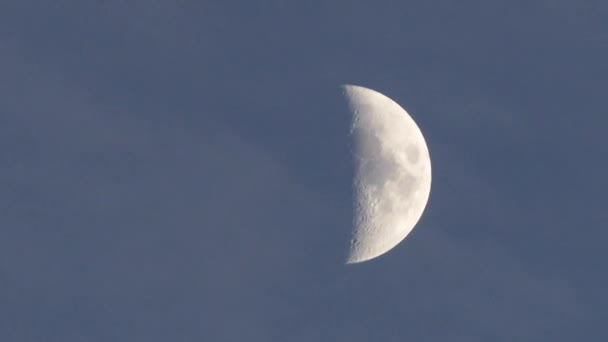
[344,85,431,264]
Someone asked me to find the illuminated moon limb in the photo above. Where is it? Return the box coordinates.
[343,84,432,264]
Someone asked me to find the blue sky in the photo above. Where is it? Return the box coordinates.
[1,1,607,340]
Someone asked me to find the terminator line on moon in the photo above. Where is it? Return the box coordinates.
[343,84,432,264]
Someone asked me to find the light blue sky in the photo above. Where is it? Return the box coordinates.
[1,1,606,340]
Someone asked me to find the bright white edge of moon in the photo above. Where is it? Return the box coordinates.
[343,84,432,264]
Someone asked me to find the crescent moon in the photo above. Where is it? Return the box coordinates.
[343,84,432,264]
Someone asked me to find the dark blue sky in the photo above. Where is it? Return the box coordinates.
[2,1,607,340]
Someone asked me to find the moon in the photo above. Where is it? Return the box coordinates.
[343,84,432,264]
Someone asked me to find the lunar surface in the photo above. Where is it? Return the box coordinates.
[344,84,431,264]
